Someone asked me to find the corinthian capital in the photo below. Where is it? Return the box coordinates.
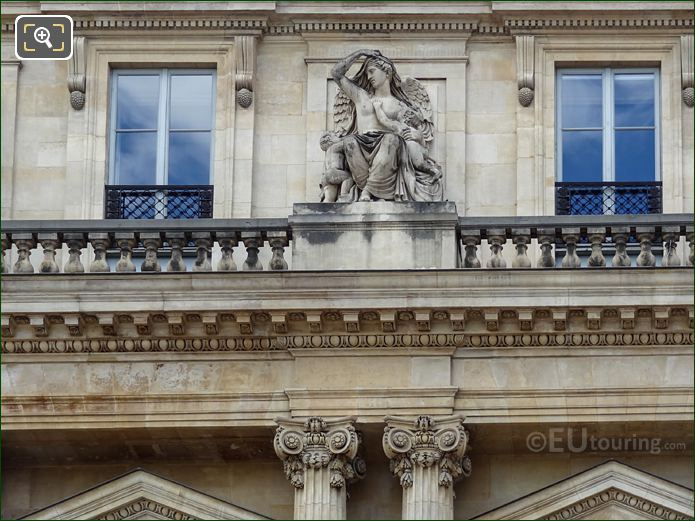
[274,416,366,490]
[383,415,471,489]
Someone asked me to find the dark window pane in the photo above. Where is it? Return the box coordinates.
[560,74,603,128]
[615,129,656,182]
[170,75,214,130]
[167,132,211,185]
[561,130,603,182]
[115,132,157,184]
[614,74,655,127]
[116,75,160,129]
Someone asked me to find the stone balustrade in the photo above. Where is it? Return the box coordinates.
[1,219,291,274]
[458,214,693,269]
[1,214,692,274]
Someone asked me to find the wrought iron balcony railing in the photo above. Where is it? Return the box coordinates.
[105,185,214,219]
[555,182,662,216]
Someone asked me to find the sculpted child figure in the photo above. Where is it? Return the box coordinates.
[318,131,355,203]
[372,99,442,181]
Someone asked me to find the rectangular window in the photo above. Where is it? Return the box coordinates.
[107,69,215,219]
[555,68,661,215]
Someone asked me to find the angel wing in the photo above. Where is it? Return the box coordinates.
[332,87,356,137]
[401,76,435,144]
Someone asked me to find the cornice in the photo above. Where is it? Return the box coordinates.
[1,305,692,354]
[504,15,693,31]
[2,13,692,35]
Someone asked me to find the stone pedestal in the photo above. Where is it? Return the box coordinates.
[290,202,459,270]
[383,415,471,520]
[274,416,365,520]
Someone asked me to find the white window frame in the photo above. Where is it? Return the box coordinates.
[556,67,661,184]
[108,68,216,186]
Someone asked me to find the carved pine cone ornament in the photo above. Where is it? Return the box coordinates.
[237,88,253,108]
[70,90,85,110]
[683,87,694,107]
[518,87,534,107]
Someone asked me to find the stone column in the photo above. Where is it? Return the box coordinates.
[383,415,471,520]
[274,416,365,520]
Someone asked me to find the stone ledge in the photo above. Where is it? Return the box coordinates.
[2,269,692,312]
[2,386,692,430]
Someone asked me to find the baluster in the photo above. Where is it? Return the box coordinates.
[63,233,86,273]
[587,227,606,268]
[536,229,555,268]
[635,227,656,267]
[461,234,481,268]
[88,233,111,272]
[687,228,694,267]
[560,229,581,268]
[661,226,681,267]
[216,233,238,271]
[512,229,532,268]
[140,233,162,272]
[486,230,507,268]
[267,231,289,270]
[241,232,263,271]
[1,233,7,273]
[12,233,35,273]
[115,233,137,272]
[611,227,631,267]
[192,232,212,272]
[165,232,187,272]
[38,233,60,273]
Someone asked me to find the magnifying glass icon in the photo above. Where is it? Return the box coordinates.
[33,26,53,49]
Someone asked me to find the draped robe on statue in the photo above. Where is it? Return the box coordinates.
[342,131,443,202]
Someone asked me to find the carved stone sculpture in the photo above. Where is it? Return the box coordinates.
[321,50,444,202]
[383,415,471,519]
[274,416,365,519]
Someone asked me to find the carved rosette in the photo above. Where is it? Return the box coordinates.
[275,416,364,489]
[384,415,470,487]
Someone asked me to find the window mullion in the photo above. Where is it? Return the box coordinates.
[654,70,661,182]
[155,70,168,185]
[604,68,615,183]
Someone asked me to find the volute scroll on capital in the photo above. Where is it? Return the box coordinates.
[274,416,366,490]
[383,414,471,488]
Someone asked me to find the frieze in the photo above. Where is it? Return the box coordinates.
[543,487,690,520]
[3,330,692,354]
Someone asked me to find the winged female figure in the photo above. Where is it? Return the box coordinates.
[319,49,444,203]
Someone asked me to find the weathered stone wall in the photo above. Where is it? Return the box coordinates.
[2,2,692,220]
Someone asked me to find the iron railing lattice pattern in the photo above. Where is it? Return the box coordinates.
[105,185,213,219]
[555,182,662,216]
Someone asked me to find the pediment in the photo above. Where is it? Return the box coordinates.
[476,461,694,520]
[21,469,268,520]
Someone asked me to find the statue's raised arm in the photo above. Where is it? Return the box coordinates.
[331,49,379,104]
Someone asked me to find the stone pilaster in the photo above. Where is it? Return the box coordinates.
[383,415,471,520]
[274,416,365,520]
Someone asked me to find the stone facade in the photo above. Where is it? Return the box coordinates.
[1,1,694,520]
